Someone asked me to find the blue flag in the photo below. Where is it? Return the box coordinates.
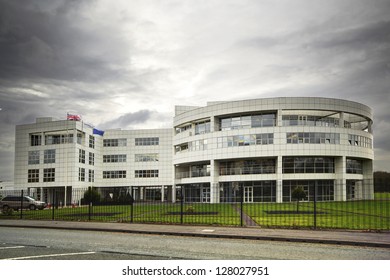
[93,128,104,136]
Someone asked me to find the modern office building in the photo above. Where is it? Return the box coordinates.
[14,97,374,204]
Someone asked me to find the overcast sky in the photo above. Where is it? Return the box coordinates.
[0,0,389,182]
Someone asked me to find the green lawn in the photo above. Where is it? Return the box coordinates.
[244,200,390,229]
[2,198,389,230]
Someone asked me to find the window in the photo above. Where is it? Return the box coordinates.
[282,157,335,173]
[348,134,372,148]
[103,154,127,163]
[283,180,334,202]
[175,124,192,134]
[217,133,273,148]
[286,132,340,144]
[219,159,276,175]
[45,134,73,145]
[77,132,84,145]
[282,115,340,127]
[135,170,159,178]
[89,135,95,148]
[103,138,127,147]
[89,152,94,165]
[28,169,39,183]
[43,168,55,182]
[195,121,210,135]
[220,113,276,131]
[135,154,159,162]
[89,169,95,182]
[135,137,159,146]
[30,134,41,146]
[28,151,40,165]
[346,159,363,174]
[189,139,208,151]
[79,149,85,164]
[103,170,127,179]
[78,168,85,182]
[44,149,56,164]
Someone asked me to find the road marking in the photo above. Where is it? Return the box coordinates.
[0,246,25,250]
[201,229,215,232]
[4,251,96,260]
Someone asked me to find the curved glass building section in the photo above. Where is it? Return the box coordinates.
[173,97,374,203]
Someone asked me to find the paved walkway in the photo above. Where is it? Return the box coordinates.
[1,219,389,248]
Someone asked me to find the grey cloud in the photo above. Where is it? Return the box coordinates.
[0,0,129,82]
[99,110,153,130]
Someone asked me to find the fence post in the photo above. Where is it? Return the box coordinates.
[88,187,92,221]
[180,191,184,224]
[52,190,55,220]
[313,182,317,229]
[240,186,244,227]
[20,189,24,219]
[130,195,134,223]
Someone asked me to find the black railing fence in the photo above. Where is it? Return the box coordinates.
[1,187,389,230]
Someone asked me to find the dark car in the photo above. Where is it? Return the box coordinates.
[0,195,47,210]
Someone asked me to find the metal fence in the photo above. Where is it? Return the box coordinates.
[1,187,389,230]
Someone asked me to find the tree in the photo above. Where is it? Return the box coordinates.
[83,188,101,205]
[291,186,307,213]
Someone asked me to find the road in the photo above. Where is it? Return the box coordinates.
[0,227,389,260]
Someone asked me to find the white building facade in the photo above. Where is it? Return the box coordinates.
[173,97,374,203]
[14,97,374,204]
[14,118,173,205]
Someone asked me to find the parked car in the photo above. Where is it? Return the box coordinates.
[0,195,47,210]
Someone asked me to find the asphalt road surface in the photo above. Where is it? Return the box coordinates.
[0,227,389,260]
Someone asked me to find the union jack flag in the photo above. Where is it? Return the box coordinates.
[67,113,81,121]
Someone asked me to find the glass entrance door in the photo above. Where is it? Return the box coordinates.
[243,186,253,203]
[201,188,210,203]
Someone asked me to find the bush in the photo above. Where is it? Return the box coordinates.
[83,188,101,204]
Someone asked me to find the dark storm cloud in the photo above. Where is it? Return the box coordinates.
[0,0,128,82]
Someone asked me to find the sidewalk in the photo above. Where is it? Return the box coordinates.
[1,219,389,248]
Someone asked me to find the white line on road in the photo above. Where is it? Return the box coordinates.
[0,246,25,250]
[3,251,96,260]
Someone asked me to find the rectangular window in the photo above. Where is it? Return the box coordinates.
[348,134,372,148]
[103,154,127,163]
[79,149,85,164]
[135,170,159,178]
[103,138,127,147]
[45,134,73,145]
[287,132,340,144]
[220,113,276,131]
[103,170,127,179]
[346,159,363,174]
[43,168,55,182]
[78,168,85,182]
[44,149,56,164]
[195,121,210,135]
[135,154,159,162]
[282,157,335,174]
[28,151,40,165]
[89,135,95,148]
[28,169,39,183]
[135,137,159,146]
[89,169,95,182]
[89,152,94,165]
[217,134,273,148]
[30,134,42,146]
[77,132,84,145]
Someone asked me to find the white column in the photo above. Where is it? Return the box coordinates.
[210,160,219,203]
[276,156,283,203]
[161,186,165,202]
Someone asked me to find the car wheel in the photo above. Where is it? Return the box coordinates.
[29,204,36,210]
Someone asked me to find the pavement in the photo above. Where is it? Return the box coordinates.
[1,219,390,248]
